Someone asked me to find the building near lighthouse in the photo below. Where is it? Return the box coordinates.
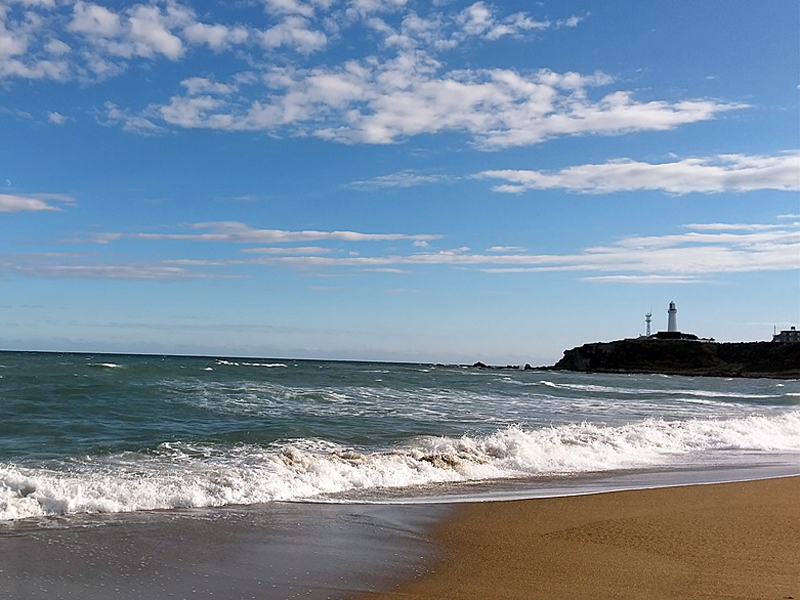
[772,326,800,343]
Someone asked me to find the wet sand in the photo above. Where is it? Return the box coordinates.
[0,502,449,599]
[359,476,800,600]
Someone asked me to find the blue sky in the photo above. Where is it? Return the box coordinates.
[1,0,798,364]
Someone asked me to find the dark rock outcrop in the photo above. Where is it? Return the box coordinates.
[552,339,800,379]
[470,362,536,370]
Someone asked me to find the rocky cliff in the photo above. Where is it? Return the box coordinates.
[551,339,800,379]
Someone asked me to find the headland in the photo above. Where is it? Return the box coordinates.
[545,302,800,379]
[550,338,800,379]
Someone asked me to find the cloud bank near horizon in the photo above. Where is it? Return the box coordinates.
[4,218,796,283]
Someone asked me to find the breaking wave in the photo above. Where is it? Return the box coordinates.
[2,411,798,520]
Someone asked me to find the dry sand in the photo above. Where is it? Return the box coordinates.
[359,476,800,600]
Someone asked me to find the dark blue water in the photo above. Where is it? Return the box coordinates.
[1,351,798,519]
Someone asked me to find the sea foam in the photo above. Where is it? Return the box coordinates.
[2,411,798,520]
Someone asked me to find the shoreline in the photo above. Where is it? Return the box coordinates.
[1,475,797,598]
[358,475,800,600]
[0,502,451,600]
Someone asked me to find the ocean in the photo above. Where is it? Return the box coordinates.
[2,350,798,520]
[1,351,798,598]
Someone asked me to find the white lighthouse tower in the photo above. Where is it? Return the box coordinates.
[667,301,678,332]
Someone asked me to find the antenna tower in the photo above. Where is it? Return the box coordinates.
[645,311,652,337]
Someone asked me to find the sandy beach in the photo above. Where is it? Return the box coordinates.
[1,476,797,599]
[360,476,800,600]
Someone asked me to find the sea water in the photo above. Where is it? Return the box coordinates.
[1,351,798,521]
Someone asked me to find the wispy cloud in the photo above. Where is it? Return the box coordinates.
[241,246,332,255]
[243,220,800,279]
[47,111,68,125]
[684,222,787,232]
[215,220,800,279]
[6,262,223,280]
[475,151,800,194]
[579,275,706,284]
[89,221,441,244]
[0,193,74,212]
[487,245,527,253]
[101,101,165,134]
[347,170,452,190]
[16,218,799,281]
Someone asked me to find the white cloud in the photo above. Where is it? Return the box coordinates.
[259,16,327,54]
[476,151,800,194]
[13,264,213,280]
[158,95,232,129]
[7,1,698,151]
[2,1,252,82]
[364,267,409,273]
[116,4,184,60]
[236,220,800,280]
[578,275,704,284]
[0,0,580,85]
[0,1,759,154]
[68,2,122,38]
[558,15,585,28]
[182,22,248,51]
[98,221,441,244]
[684,222,789,232]
[82,219,799,282]
[345,0,408,20]
[453,2,555,42]
[0,3,69,79]
[0,0,737,157]
[487,246,527,253]
[241,246,332,254]
[180,76,237,96]
[47,110,67,124]
[131,52,741,148]
[348,170,451,190]
[66,2,186,61]
[262,0,317,18]
[457,2,493,37]
[0,192,72,212]
[101,101,164,134]
[21,218,800,281]
[45,38,70,54]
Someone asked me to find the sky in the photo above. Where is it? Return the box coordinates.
[0,0,798,365]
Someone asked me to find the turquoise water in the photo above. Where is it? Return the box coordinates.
[1,351,798,519]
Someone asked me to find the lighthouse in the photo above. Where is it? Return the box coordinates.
[651,302,699,340]
[667,301,678,332]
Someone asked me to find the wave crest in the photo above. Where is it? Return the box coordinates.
[2,412,798,520]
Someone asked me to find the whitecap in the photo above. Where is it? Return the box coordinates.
[2,411,797,521]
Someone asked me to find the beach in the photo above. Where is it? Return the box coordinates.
[360,476,800,600]
[1,477,796,599]
[0,502,450,599]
